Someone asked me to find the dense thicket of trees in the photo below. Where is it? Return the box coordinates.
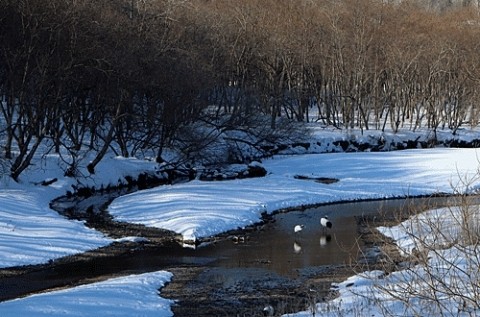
[1,0,480,180]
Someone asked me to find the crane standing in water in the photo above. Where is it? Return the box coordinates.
[320,216,332,231]
[294,224,305,233]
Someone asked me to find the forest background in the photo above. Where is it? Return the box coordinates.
[1,0,480,181]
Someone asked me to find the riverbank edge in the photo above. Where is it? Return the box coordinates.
[0,193,460,311]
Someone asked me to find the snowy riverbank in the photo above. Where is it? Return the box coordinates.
[109,148,480,243]
[1,128,480,316]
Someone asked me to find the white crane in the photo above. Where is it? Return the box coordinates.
[294,224,305,233]
[320,216,332,231]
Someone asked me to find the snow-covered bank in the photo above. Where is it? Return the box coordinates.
[288,204,480,317]
[2,147,478,316]
[1,130,478,268]
[0,271,174,317]
[0,154,160,268]
[109,148,480,242]
[0,189,110,267]
[1,128,480,316]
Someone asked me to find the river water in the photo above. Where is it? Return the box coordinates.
[193,201,386,277]
[0,195,461,312]
[186,197,450,280]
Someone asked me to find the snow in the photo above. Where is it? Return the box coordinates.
[0,189,111,267]
[0,153,160,268]
[0,154,174,316]
[109,148,480,242]
[291,204,480,317]
[1,128,480,316]
[378,205,480,256]
[0,271,173,317]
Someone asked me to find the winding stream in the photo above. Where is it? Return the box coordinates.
[0,193,465,315]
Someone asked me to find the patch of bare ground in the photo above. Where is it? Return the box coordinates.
[161,265,344,317]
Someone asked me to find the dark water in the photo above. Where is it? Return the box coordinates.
[0,196,461,302]
[190,197,447,278]
[195,207,362,277]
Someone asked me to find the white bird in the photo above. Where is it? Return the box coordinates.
[320,216,332,230]
[294,224,305,233]
[263,304,274,316]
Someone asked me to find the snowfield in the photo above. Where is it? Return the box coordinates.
[295,204,480,317]
[0,271,173,317]
[1,129,480,316]
[0,188,111,268]
[109,148,480,242]
[0,153,159,268]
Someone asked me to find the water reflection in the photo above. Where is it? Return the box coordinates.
[194,207,354,277]
[193,197,458,277]
[2,196,464,301]
[293,241,302,253]
[319,234,332,247]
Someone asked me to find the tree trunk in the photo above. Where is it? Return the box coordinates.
[10,135,43,181]
[87,103,123,174]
